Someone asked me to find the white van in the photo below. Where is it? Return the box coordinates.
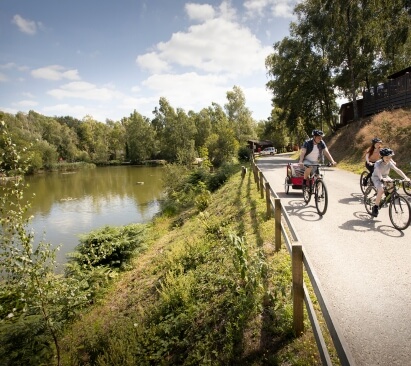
[261,147,277,156]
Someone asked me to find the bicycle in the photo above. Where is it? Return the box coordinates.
[360,170,373,194]
[402,164,411,196]
[364,179,411,230]
[302,164,329,216]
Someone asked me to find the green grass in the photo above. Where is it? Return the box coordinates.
[60,165,328,365]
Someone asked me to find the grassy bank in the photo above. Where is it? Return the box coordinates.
[59,165,328,365]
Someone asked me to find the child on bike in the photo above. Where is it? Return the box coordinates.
[370,148,410,217]
[299,129,337,187]
[363,137,382,186]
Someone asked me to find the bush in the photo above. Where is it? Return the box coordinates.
[206,163,239,192]
[238,146,252,162]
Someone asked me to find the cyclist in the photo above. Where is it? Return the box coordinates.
[298,129,337,188]
[363,137,383,186]
[370,148,410,217]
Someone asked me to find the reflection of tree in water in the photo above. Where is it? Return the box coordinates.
[24,166,165,218]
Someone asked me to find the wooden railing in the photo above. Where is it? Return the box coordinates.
[248,158,356,366]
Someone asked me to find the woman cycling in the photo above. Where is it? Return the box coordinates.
[363,137,382,186]
[370,148,410,217]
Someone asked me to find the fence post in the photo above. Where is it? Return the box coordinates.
[292,243,304,336]
[265,182,271,218]
[241,166,247,179]
[253,161,258,184]
[274,198,281,251]
[259,172,264,199]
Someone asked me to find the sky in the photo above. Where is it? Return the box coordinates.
[0,0,299,123]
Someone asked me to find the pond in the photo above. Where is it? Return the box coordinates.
[20,165,165,264]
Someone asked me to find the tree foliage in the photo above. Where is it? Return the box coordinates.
[266,0,411,129]
[1,84,258,172]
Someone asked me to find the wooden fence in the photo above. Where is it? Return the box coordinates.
[248,158,356,366]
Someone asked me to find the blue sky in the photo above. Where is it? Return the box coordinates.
[0,0,299,122]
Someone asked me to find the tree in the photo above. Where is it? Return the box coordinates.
[124,110,156,163]
[225,86,256,144]
[265,35,337,133]
[0,121,89,365]
[152,98,196,164]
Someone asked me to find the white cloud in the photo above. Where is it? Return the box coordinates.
[22,92,35,98]
[0,73,7,82]
[31,65,81,81]
[136,52,170,74]
[185,3,215,22]
[12,14,37,35]
[15,100,38,107]
[47,81,122,101]
[136,15,271,75]
[244,0,298,19]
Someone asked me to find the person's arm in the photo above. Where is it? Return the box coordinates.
[391,163,410,180]
[323,148,336,165]
[299,147,306,164]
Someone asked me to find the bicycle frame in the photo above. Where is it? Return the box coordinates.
[303,164,329,216]
[364,179,411,230]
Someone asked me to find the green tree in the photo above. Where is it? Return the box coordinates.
[225,86,256,143]
[124,110,156,163]
[153,98,197,164]
[0,121,89,366]
[266,35,337,132]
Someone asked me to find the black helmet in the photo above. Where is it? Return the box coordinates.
[372,137,382,144]
[380,148,394,157]
[312,129,324,137]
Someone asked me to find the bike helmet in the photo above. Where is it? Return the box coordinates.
[372,137,382,144]
[312,129,324,137]
[379,148,394,157]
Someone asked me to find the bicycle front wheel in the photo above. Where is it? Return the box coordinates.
[315,180,328,216]
[360,171,369,194]
[402,177,411,196]
[303,183,311,204]
[364,186,377,215]
[389,195,411,230]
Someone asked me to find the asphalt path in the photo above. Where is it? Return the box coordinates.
[256,153,411,366]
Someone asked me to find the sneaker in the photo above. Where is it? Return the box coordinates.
[371,205,379,217]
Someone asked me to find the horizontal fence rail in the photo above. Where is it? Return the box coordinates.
[249,157,355,366]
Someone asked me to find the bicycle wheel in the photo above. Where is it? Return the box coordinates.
[360,170,369,194]
[303,182,311,204]
[402,176,411,196]
[389,195,411,230]
[285,176,290,194]
[364,186,377,215]
[315,179,328,216]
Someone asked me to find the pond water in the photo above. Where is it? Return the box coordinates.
[21,166,165,264]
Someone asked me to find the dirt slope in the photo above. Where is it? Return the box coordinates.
[327,107,411,173]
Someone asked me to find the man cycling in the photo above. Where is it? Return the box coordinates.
[299,129,337,187]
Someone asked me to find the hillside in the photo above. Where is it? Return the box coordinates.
[327,107,411,173]
[58,166,331,365]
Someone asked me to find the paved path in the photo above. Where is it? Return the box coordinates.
[256,154,411,366]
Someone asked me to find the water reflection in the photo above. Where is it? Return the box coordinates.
[20,166,165,263]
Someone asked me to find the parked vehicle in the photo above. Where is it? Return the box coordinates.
[260,147,277,155]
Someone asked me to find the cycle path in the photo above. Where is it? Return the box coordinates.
[256,154,411,366]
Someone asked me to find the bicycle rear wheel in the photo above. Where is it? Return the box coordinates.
[389,195,411,230]
[315,180,328,216]
[402,176,411,196]
[364,186,377,215]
